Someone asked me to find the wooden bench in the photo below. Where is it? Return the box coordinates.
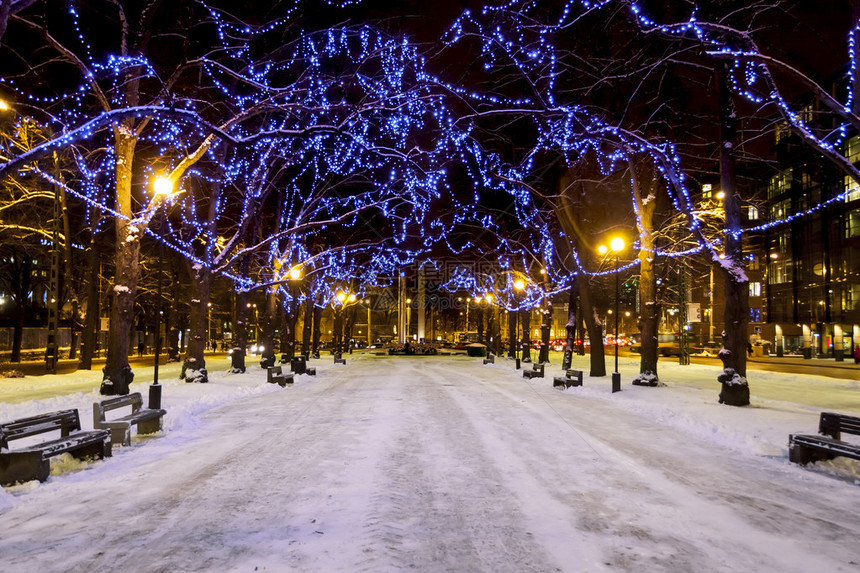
[1,409,112,486]
[553,369,583,388]
[334,353,346,365]
[523,363,545,379]
[483,354,495,365]
[93,392,167,447]
[789,412,860,465]
[267,365,294,387]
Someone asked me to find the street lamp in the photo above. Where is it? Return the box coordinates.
[513,279,525,361]
[406,298,412,340]
[151,175,176,406]
[599,237,626,375]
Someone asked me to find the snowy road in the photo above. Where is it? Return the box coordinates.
[1,355,859,572]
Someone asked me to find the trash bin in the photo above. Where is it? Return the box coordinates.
[802,347,812,359]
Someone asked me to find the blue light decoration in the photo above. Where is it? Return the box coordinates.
[0,3,474,302]
[1,0,856,316]
[431,0,860,302]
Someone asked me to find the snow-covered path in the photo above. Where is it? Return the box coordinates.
[1,355,858,572]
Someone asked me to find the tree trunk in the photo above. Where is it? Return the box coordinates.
[286,305,298,358]
[231,290,249,373]
[562,283,577,370]
[59,181,80,361]
[716,62,750,406]
[259,287,278,368]
[181,265,210,383]
[11,298,24,363]
[166,270,181,361]
[507,308,516,358]
[312,301,322,358]
[539,296,552,364]
[580,276,606,377]
[333,306,343,354]
[521,308,532,362]
[79,230,100,370]
[476,305,484,344]
[101,129,139,395]
[302,296,313,357]
[343,305,358,354]
[630,159,661,386]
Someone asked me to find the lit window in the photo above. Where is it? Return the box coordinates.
[845,176,860,202]
[847,208,860,238]
[768,260,792,284]
[749,282,761,297]
[846,135,860,163]
[743,205,759,221]
[750,308,761,322]
[768,169,793,199]
[775,121,790,143]
[770,199,791,222]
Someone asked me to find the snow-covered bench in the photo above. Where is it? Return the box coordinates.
[523,363,545,379]
[789,412,860,465]
[553,369,582,388]
[93,392,167,447]
[1,409,112,485]
[334,353,346,365]
[267,365,294,387]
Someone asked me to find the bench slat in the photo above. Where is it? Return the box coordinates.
[819,412,860,439]
[0,410,81,447]
[97,393,143,414]
[108,409,166,424]
[790,434,860,462]
[16,431,110,457]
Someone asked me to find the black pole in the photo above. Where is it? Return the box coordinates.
[153,207,164,388]
[614,254,620,374]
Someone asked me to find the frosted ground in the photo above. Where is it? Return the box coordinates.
[0,353,858,572]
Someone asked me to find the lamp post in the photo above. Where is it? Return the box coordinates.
[513,279,525,362]
[151,175,175,407]
[335,291,347,353]
[599,237,626,376]
[406,298,412,341]
[365,298,372,346]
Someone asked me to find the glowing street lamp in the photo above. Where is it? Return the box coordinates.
[513,279,526,359]
[598,237,626,375]
[151,175,177,406]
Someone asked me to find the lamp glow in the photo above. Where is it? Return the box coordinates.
[153,176,174,196]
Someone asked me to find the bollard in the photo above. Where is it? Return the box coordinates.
[515,358,521,370]
[149,383,162,410]
[611,372,621,393]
